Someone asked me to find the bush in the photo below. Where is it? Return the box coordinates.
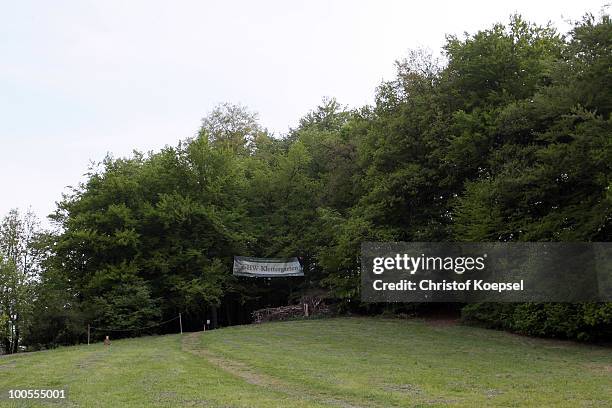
[461,302,612,342]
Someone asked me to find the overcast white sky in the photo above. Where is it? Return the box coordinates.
[0,0,606,223]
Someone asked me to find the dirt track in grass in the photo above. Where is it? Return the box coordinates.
[182,331,368,408]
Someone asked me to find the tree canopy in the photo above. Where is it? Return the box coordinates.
[2,13,610,349]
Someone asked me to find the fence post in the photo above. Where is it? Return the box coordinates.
[87,324,90,345]
[179,313,183,335]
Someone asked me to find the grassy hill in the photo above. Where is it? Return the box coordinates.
[0,317,610,407]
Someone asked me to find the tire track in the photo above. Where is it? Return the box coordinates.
[181,332,371,408]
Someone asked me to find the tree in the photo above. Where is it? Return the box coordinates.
[0,209,41,353]
[27,11,612,345]
[199,103,268,155]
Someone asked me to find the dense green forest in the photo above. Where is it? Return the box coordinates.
[1,13,610,351]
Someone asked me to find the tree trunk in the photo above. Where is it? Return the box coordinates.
[211,306,218,329]
[4,320,11,354]
[12,320,19,353]
[225,302,232,326]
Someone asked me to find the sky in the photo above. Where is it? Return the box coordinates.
[0,0,607,224]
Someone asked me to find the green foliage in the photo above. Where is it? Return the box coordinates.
[19,11,611,347]
[47,134,249,335]
[462,303,612,341]
[90,280,160,332]
[0,210,41,353]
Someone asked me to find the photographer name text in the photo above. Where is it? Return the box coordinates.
[372,279,524,292]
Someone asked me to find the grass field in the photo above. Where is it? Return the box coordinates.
[0,317,610,407]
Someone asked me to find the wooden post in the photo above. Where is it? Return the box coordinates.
[179,313,183,335]
[87,324,90,345]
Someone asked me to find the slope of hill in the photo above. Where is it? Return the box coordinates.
[0,318,610,407]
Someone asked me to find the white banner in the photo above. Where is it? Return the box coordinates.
[233,256,304,277]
